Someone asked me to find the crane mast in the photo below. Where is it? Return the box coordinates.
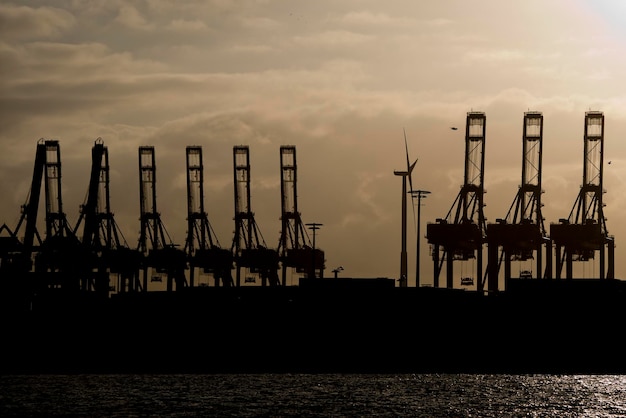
[12,139,46,272]
[184,146,233,287]
[278,145,324,284]
[231,145,279,286]
[137,146,186,291]
[427,112,487,291]
[73,138,140,294]
[32,140,91,292]
[487,112,552,291]
[550,111,615,279]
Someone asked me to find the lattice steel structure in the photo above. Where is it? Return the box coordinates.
[427,112,487,291]
[137,146,187,291]
[74,138,141,294]
[277,145,324,284]
[550,111,615,279]
[28,140,92,292]
[231,145,279,286]
[184,146,233,287]
[487,112,552,291]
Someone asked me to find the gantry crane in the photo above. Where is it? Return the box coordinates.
[277,145,324,284]
[427,112,487,291]
[30,140,91,293]
[184,145,233,287]
[231,145,279,286]
[73,138,141,294]
[487,112,552,292]
[6,140,46,278]
[550,111,615,279]
[0,139,46,307]
[137,146,187,291]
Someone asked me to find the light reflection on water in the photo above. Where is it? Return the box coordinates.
[2,374,626,417]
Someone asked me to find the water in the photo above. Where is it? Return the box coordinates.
[2,374,626,417]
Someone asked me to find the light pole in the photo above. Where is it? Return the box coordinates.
[306,222,322,278]
[410,190,431,287]
[332,266,344,278]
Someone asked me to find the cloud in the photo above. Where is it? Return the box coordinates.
[0,4,75,40]
[293,30,374,48]
[166,19,209,32]
[114,4,154,30]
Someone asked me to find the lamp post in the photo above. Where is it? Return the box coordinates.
[410,189,431,287]
[306,222,322,278]
[332,266,344,278]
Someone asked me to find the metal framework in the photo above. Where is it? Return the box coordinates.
[73,138,140,294]
[137,146,187,291]
[427,112,487,291]
[550,111,615,279]
[12,139,47,273]
[277,145,324,284]
[184,146,233,287]
[231,145,279,286]
[487,112,551,291]
[29,140,91,292]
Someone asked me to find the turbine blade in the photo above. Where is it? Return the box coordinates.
[404,128,410,172]
[404,128,414,192]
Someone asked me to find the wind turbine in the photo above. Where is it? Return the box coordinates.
[394,128,417,287]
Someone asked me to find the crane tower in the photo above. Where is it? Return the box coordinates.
[231,145,279,286]
[137,146,187,291]
[426,112,487,291]
[184,145,233,287]
[31,140,90,292]
[277,145,324,284]
[73,138,141,294]
[487,112,552,291]
[550,111,615,279]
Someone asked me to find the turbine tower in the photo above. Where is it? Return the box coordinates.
[394,130,417,287]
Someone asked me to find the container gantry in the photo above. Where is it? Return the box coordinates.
[231,145,280,286]
[137,146,187,291]
[184,145,233,287]
[1,140,46,307]
[277,145,325,284]
[73,138,141,294]
[9,139,46,276]
[32,140,91,292]
[550,111,615,279]
[487,112,552,292]
[427,112,487,291]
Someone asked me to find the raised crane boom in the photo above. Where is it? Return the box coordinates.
[427,112,487,291]
[550,111,615,279]
[137,146,187,291]
[184,145,233,287]
[231,145,279,286]
[487,111,552,291]
[277,145,324,283]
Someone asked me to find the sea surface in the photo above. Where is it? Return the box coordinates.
[1,374,626,417]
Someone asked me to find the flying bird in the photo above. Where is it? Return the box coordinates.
[450,127,458,131]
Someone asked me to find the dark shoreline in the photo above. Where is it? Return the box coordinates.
[3,278,626,375]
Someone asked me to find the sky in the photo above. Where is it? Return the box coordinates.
[2,0,626,288]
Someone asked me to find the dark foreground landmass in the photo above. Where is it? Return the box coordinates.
[2,278,626,374]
